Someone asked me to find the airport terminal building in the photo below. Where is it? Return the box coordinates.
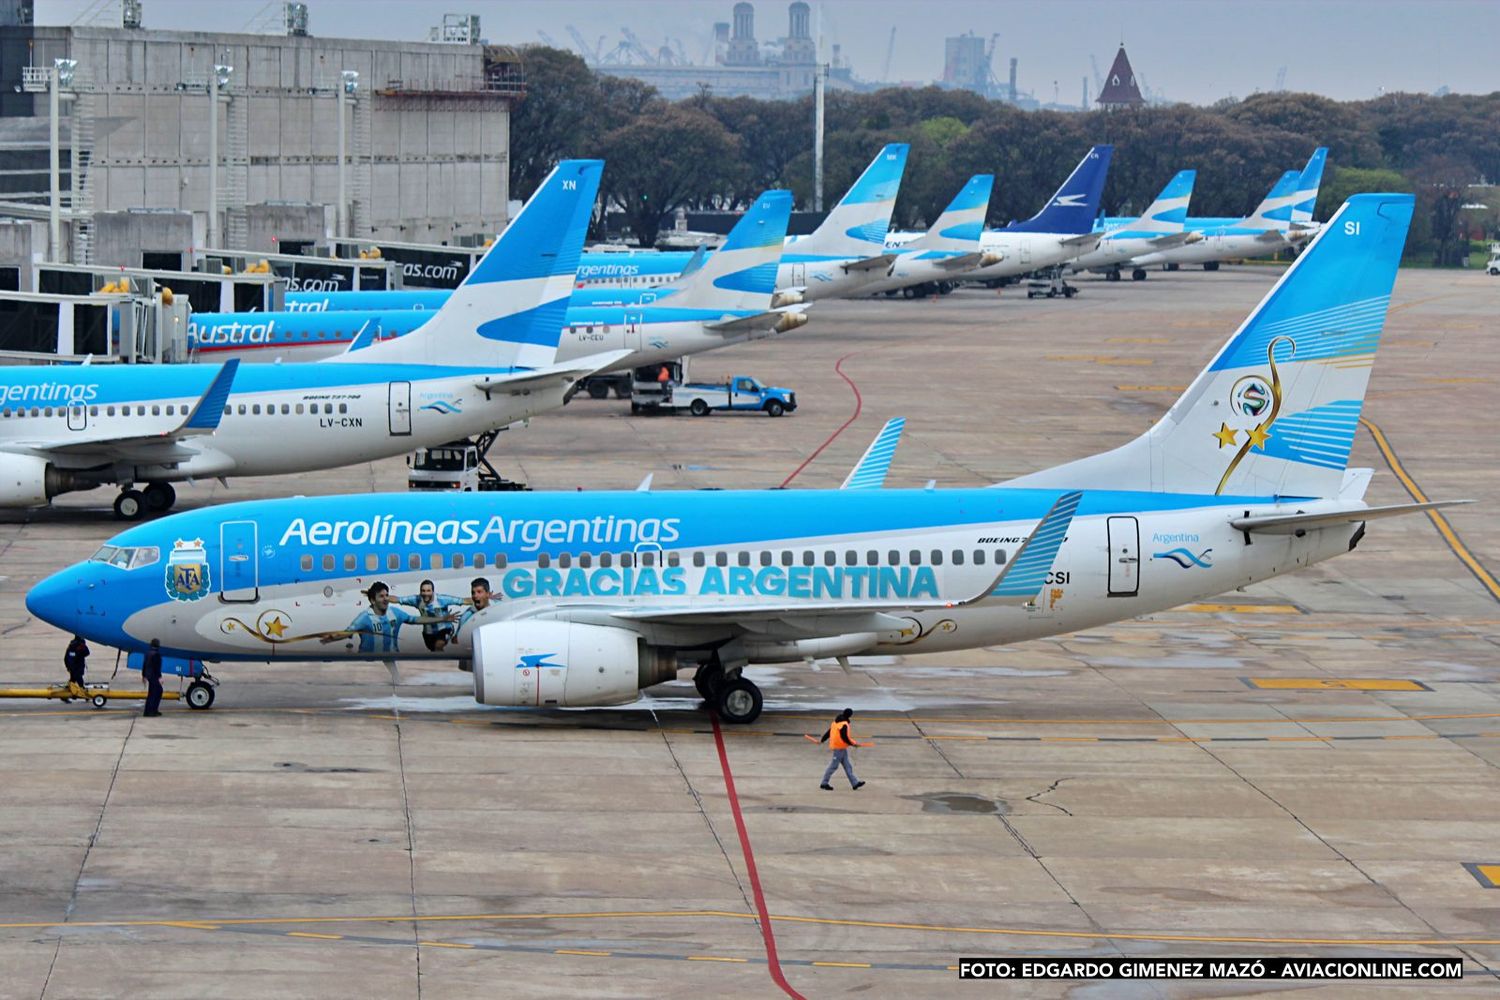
[0,5,521,265]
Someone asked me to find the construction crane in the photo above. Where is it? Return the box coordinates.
[1089,54,1104,92]
[1275,65,1288,91]
[983,32,1001,95]
[621,26,659,65]
[881,26,896,81]
[537,29,559,47]
[566,25,603,63]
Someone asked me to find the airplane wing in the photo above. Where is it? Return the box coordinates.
[1059,233,1103,249]
[472,350,633,396]
[1143,232,1202,251]
[931,251,992,271]
[608,490,1083,628]
[704,308,808,335]
[841,417,905,489]
[1229,500,1474,534]
[841,253,898,273]
[0,359,240,461]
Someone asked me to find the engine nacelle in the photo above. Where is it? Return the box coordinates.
[472,620,675,708]
[0,453,62,507]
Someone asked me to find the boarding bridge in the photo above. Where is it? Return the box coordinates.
[197,248,398,293]
[0,290,191,364]
[327,237,483,289]
[34,264,284,316]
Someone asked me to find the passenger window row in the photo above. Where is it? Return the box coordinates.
[1,403,185,418]
[222,402,347,416]
[295,547,1008,574]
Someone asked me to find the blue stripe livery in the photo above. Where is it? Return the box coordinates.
[990,491,1082,597]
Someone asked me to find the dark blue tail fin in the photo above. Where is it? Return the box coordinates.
[1005,145,1114,235]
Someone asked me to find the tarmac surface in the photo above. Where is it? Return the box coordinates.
[0,266,1497,997]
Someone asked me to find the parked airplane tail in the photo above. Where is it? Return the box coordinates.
[791,143,909,258]
[1004,193,1415,499]
[1292,147,1329,224]
[909,175,994,252]
[1129,170,1196,234]
[1004,145,1113,234]
[1242,170,1300,231]
[330,159,603,369]
[654,190,793,311]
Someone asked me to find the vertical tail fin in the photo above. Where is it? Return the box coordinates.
[653,190,792,312]
[1004,145,1113,234]
[909,175,994,252]
[1242,170,1300,231]
[1123,169,1196,235]
[1291,147,1329,224]
[1003,194,1416,499]
[791,144,909,257]
[328,160,603,369]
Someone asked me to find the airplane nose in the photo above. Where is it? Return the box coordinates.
[26,567,83,636]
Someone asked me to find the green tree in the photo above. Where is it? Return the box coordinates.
[600,103,742,246]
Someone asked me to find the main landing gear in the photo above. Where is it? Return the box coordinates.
[113,482,177,521]
[693,660,764,724]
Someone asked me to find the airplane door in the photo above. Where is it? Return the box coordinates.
[388,381,412,436]
[66,400,86,431]
[1106,516,1140,597]
[1019,240,1032,266]
[220,520,259,602]
[790,262,805,286]
[624,310,643,351]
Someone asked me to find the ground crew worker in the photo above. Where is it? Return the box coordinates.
[142,638,164,717]
[63,634,89,700]
[656,364,673,402]
[819,707,867,790]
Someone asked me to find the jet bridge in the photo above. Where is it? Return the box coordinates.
[198,247,398,293]
[34,263,283,316]
[0,288,190,364]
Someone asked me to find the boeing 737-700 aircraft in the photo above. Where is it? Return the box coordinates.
[0,161,619,519]
[858,174,1001,297]
[28,194,1465,725]
[185,190,806,369]
[1069,170,1200,280]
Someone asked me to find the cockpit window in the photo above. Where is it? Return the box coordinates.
[90,544,161,570]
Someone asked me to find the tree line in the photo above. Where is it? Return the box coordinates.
[510,46,1500,263]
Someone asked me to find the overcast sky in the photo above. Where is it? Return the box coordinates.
[38,0,1500,105]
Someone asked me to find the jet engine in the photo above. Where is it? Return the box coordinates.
[0,454,69,507]
[472,620,676,708]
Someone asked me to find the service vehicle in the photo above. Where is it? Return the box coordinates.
[632,366,795,417]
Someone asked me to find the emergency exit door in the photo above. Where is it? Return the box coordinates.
[1106,516,1140,597]
[66,400,87,431]
[388,381,412,436]
[220,520,259,602]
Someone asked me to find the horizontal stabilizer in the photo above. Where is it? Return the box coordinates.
[1060,233,1103,249]
[933,251,990,271]
[842,417,905,490]
[842,253,897,273]
[473,349,633,395]
[1230,500,1474,534]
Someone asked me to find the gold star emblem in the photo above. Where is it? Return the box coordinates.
[264,616,287,639]
[1213,423,1239,449]
[1246,424,1271,450]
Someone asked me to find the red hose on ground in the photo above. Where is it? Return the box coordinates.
[779,351,864,488]
[709,712,807,1000]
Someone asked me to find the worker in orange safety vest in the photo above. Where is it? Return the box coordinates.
[819,707,867,790]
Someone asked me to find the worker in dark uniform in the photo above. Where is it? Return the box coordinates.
[63,634,89,700]
[142,638,164,717]
[819,707,867,790]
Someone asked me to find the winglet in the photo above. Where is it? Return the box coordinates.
[963,491,1082,604]
[343,319,379,354]
[182,359,240,432]
[636,473,654,492]
[841,417,905,490]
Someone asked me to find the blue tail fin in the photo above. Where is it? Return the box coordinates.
[909,175,994,251]
[331,160,603,369]
[793,144,910,257]
[660,190,792,311]
[1292,147,1328,224]
[1005,194,1416,499]
[1005,146,1113,234]
[1243,170,1300,230]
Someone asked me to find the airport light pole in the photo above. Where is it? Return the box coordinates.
[207,63,231,249]
[47,59,77,262]
[336,70,359,239]
[813,62,826,213]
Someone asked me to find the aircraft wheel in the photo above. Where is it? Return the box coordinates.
[143,482,176,513]
[587,383,609,400]
[764,400,785,417]
[185,680,215,710]
[113,490,145,521]
[689,399,711,417]
[1131,268,1147,281]
[1106,269,1121,282]
[693,665,723,703]
[1203,261,1220,272]
[717,677,763,724]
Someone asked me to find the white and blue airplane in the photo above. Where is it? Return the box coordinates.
[186,191,805,369]
[1129,148,1329,271]
[858,174,1002,297]
[0,160,622,519]
[565,144,912,302]
[913,145,1115,282]
[26,194,1465,724]
[1068,169,1200,280]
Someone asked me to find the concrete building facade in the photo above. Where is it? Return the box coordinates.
[0,17,522,258]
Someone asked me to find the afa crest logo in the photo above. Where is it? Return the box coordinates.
[165,538,210,602]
